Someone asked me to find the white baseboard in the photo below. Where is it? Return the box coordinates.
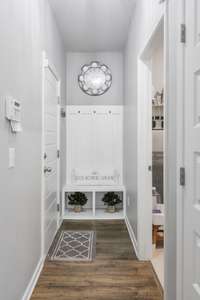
[22,257,44,300]
[125,216,140,259]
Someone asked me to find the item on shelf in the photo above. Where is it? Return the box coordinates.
[152,187,162,210]
[152,117,156,129]
[152,209,162,214]
[102,192,122,213]
[152,115,164,130]
[152,89,164,106]
[161,88,164,104]
[68,192,88,213]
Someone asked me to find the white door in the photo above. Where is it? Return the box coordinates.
[43,65,60,256]
[183,0,200,298]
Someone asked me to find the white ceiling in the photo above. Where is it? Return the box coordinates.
[48,0,135,52]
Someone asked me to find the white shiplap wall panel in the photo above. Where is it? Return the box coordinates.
[66,106,123,186]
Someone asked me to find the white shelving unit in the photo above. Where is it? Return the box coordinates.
[62,185,126,220]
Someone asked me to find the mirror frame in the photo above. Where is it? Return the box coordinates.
[78,61,112,96]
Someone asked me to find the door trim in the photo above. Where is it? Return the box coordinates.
[137,10,169,296]
[137,56,153,260]
[41,51,61,258]
[166,0,185,299]
[137,14,165,260]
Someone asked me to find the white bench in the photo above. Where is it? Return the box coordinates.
[62,184,126,220]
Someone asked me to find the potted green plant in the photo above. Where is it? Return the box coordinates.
[102,192,122,213]
[68,192,88,213]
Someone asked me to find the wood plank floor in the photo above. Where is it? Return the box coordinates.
[31,220,163,300]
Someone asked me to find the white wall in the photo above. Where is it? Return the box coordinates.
[0,1,66,299]
[152,42,164,93]
[124,1,176,299]
[66,52,123,105]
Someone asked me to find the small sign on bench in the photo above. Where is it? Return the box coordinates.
[71,169,121,186]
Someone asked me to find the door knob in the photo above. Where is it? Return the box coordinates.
[44,166,52,174]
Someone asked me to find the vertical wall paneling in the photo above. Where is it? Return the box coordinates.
[66,106,123,186]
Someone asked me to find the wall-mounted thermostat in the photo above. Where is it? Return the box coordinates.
[5,97,22,132]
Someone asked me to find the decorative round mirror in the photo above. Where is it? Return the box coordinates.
[78,61,112,96]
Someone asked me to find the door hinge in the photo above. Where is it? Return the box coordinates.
[57,149,60,159]
[180,24,186,43]
[57,203,60,212]
[180,167,185,186]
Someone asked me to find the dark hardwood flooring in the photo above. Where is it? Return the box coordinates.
[31,220,163,300]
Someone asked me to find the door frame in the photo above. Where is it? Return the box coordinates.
[166,0,185,299]
[137,53,153,260]
[137,8,168,293]
[137,14,165,259]
[41,51,61,258]
[137,0,185,299]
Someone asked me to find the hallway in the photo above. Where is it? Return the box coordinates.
[31,221,163,300]
[1,0,194,299]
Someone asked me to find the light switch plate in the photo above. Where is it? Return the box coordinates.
[9,148,15,168]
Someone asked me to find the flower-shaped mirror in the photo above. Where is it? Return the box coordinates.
[78,61,112,96]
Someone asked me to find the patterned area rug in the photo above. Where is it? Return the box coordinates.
[50,231,95,261]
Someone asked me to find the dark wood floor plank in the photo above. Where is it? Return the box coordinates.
[31,220,163,300]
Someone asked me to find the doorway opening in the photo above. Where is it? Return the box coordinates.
[137,16,165,289]
[151,26,164,287]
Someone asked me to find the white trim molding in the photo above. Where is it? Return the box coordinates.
[41,51,61,257]
[137,14,165,261]
[165,0,185,299]
[22,258,44,300]
[125,216,139,259]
